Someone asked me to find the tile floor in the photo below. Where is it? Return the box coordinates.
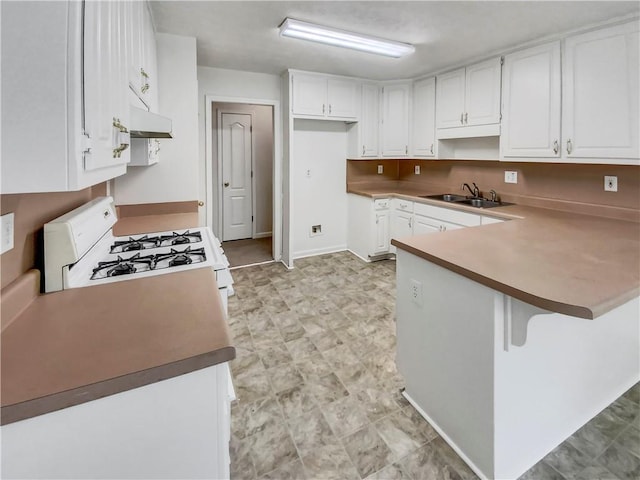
[227,251,640,480]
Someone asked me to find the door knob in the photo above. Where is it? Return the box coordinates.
[224,182,230,187]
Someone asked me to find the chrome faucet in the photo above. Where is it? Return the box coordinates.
[489,189,498,202]
[462,182,481,198]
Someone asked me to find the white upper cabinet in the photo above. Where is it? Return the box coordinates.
[291,73,358,119]
[436,69,466,128]
[1,0,130,193]
[127,2,158,111]
[381,83,411,156]
[501,42,561,158]
[360,84,381,157]
[84,1,131,172]
[562,21,639,161]
[436,58,502,138]
[412,77,436,157]
[465,58,502,126]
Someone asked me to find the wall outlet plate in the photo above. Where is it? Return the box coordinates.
[604,176,618,192]
[504,171,518,184]
[377,165,383,174]
[1,212,15,254]
[414,165,420,175]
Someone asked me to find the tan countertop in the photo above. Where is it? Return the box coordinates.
[1,211,232,425]
[1,267,234,425]
[113,212,199,236]
[349,185,640,319]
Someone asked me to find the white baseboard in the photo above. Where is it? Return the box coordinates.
[346,249,371,263]
[253,232,272,239]
[292,245,347,260]
[402,390,490,480]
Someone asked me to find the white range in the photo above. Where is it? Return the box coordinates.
[44,196,234,310]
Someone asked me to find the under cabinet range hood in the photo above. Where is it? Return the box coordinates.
[129,107,173,138]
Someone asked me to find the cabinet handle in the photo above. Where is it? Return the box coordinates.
[329,104,332,114]
[112,118,130,158]
[376,215,379,224]
[553,140,559,154]
[567,139,573,155]
[362,145,365,155]
[409,217,413,228]
[430,144,434,154]
[460,113,464,124]
[464,112,468,124]
[322,104,326,114]
[405,145,408,155]
[140,68,150,94]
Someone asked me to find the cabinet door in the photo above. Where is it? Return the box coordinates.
[413,215,442,235]
[381,84,410,156]
[327,78,358,118]
[84,0,130,171]
[126,1,144,95]
[141,4,158,111]
[373,212,390,254]
[391,210,413,240]
[501,42,561,158]
[291,74,327,116]
[465,57,502,126]
[563,22,639,160]
[436,68,465,128]
[412,77,436,156]
[361,84,380,157]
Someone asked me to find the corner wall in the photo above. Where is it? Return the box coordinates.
[114,33,200,206]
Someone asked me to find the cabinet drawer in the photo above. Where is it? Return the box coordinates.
[374,198,391,210]
[393,199,414,212]
[414,202,481,227]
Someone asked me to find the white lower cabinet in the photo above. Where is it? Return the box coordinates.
[1,363,234,479]
[347,195,391,261]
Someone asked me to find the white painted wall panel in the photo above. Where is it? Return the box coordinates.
[292,119,348,258]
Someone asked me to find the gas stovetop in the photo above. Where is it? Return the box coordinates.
[66,228,228,288]
[44,197,232,293]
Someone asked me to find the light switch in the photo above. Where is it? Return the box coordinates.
[1,213,15,254]
[377,165,383,174]
[414,165,420,175]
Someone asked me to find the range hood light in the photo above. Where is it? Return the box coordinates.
[279,18,415,58]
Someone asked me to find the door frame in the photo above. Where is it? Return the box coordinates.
[217,110,256,240]
[204,95,282,263]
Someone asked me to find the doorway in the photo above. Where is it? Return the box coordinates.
[212,102,275,267]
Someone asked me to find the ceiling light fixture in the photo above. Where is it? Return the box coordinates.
[278,18,415,58]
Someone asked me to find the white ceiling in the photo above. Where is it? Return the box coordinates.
[151,1,640,80]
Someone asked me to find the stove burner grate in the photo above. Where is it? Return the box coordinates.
[91,253,155,280]
[155,246,206,269]
[158,230,202,247]
[110,235,160,253]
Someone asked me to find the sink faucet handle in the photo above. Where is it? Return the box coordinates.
[489,189,498,202]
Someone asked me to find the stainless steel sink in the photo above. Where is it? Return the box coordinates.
[419,193,467,202]
[420,193,511,209]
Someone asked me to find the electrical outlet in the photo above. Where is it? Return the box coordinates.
[504,171,518,184]
[410,279,423,306]
[310,224,322,237]
[604,175,618,192]
[414,165,420,175]
[377,164,383,174]
[1,213,15,254]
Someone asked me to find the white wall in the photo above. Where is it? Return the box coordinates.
[114,34,199,206]
[197,67,281,232]
[292,119,348,258]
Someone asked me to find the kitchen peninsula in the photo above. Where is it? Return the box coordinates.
[346,179,640,480]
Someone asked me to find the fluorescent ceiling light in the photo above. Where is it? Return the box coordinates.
[279,18,415,58]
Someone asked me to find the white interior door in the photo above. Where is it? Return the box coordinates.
[221,113,253,241]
